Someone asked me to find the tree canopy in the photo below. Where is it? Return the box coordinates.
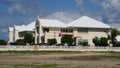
[48,38,57,45]
[0,39,7,45]
[14,33,34,45]
[61,34,73,45]
[92,37,108,46]
[14,39,26,45]
[24,33,34,44]
[110,28,119,44]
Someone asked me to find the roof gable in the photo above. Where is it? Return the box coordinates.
[68,16,111,28]
[13,16,111,32]
[9,27,13,31]
[39,19,67,28]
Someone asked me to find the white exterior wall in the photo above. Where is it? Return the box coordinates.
[14,30,19,41]
[8,31,13,43]
[74,28,108,46]
[44,28,109,46]
[45,28,61,43]
[13,26,19,42]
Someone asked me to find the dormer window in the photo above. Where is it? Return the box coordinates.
[78,28,88,33]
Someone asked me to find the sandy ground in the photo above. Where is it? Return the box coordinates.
[0,52,119,68]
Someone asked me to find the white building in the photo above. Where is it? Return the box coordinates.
[8,16,111,46]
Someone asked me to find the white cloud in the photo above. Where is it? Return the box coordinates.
[8,7,13,14]
[7,0,45,17]
[75,0,83,5]
[102,0,120,11]
[75,0,120,30]
[75,0,84,14]
[45,11,81,23]
[109,23,120,31]
[91,0,120,30]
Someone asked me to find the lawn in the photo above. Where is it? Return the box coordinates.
[0,51,119,68]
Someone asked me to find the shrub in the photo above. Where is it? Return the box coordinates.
[0,39,7,45]
[48,38,57,45]
[92,37,108,46]
[61,34,73,45]
[24,33,34,45]
[92,37,100,46]
[81,41,88,46]
[100,37,108,46]
[14,39,26,45]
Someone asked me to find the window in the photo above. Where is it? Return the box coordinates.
[78,28,88,33]
[61,29,73,33]
[69,29,73,33]
[43,28,49,33]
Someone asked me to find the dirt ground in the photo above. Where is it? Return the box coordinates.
[0,51,120,68]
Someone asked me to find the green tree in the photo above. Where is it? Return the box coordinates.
[48,38,57,45]
[110,28,119,44]
[100,37,108,46]
[0,39,7,45]
[14,39,26,45]
[92,37,108,46]
[92,37,100,46]
[24,33,34,45]
[61,34,73,45]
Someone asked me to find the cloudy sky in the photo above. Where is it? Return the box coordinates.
[0,0,120,40]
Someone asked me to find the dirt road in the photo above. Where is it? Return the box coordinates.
[0,51,119,68]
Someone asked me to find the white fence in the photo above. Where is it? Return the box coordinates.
[0,45,120,52]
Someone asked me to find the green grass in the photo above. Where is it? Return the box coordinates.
[0,50,119,54]
[0,64,66,68]
[60,55,120,61]
[0,50,83,55]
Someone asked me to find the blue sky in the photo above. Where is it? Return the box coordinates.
[0,0,120,40]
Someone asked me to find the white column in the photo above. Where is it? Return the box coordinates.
[35,30,37,44]
[45,32,47,43]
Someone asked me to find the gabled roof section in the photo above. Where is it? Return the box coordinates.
[68,16,111,29]
[26,22,35,31]
[14,19,67,32]
[14,24,35,32]
[14,25,26,31]
[9,27,13,31]
[39,19,67,28]
[13,16,111,32]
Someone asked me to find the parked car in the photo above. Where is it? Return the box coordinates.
[56,44,63,46]
[39,43,50,46]
[113,42,120,47]
[9,42,15,45]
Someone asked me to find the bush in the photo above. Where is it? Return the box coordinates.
[14,39,26,45]
[92,37,100,46]
[100,37,108,46]
[24,33,34,45]
[80,41,88,46]
[48,38,57,45]
[0,39,7,45]
[61,34,73,45]
[92,37,108,46]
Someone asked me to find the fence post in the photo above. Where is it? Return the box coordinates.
[33,45,38,51]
